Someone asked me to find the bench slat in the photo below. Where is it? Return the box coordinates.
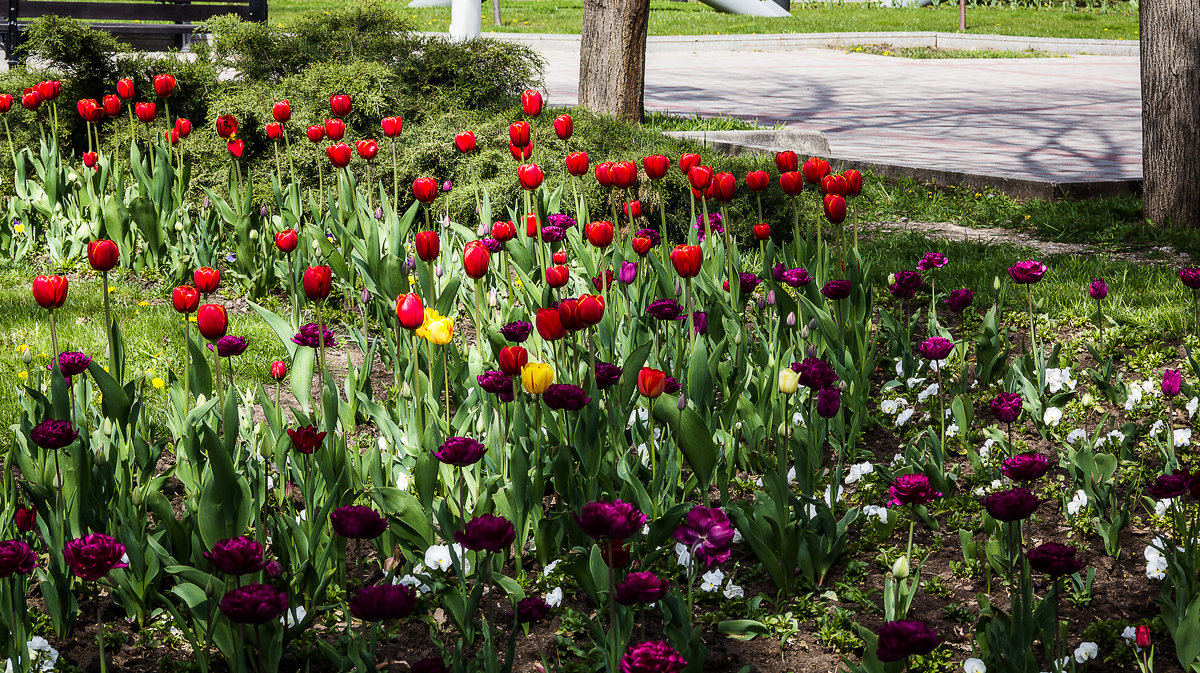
[18,1,251,22]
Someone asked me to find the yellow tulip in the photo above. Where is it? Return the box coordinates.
[778,368,799,395]
[522,362,554,394]
[425,316,454,345]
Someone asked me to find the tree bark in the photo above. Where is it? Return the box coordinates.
[493,0,501,27]
[579,0,651,122]
[1141,0,1200,228]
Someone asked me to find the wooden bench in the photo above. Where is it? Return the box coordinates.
[4,0,267,65]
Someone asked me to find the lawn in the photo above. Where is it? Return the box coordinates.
[266,0,1140,41]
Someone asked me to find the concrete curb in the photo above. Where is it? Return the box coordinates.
[464,31,1138,56]
[663,129,830,157]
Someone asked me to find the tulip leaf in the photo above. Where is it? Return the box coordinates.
[87,361,131,420]
[290,347,315,413]
[687,338,711,412]
[128,195,161,252]
[717,619,770,640]
[249,300,299,358]
[371,486,433,549]
[653,395,717,489]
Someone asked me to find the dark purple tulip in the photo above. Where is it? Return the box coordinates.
[619,261,638,285]
[1089,278,1107,300]
[543,383,591,411]
[57,351,92,377]
[481,237,504,253]
[673,506,735,567]
[1008,260,1046,285]
[990,393,1023,423]
[477,370,512,395]
[791,358,837,390]
[888,270,923,300]
[500,321,532,343]
[620,640,687,673]
[575,500,646,540]
[540,226,566,243]
[1147,473,1190,499]
[692,311,708,335]
[204,537,268,575]
[616,571,670,605]
[1180,268,1200,290]
[1026,542,1086,577]
[663,376,682,395]
[216,335,248,357]
[821,279,852,300]
[646,299,685,321]
[778,268,810,289]
[917,252,948,271]
[736,272,761,294]
[876,620,940,662]
[514,596,551,623]
[634,228,661,245]
[1163,369,1182,398]
[943,288,974,313]
[0,540,38,577]
[434,437,487,467]
[1001,452,1051,482]
[218,583,288,624]
[816,387,840,418]
[30,419,77,450]
[288,425,326,454]
[330,505,388,539]
[771,263,786,282]
[887,474,942,507]
[454,514,515,553]
[548,213,577,229]
[292,322,338,349]
[265,561,282,578]
[918,337,954,361]
[64,533,128,581]
[595,362,623,390]
[349,583,418,621]
[982,488,1040,522]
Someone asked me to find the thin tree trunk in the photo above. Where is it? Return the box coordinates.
[579,0,651,121]
[1141,0,1200,228]
[493,0,501,26]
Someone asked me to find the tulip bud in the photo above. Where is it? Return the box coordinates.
[435,263,443,278]
[265,561,283,578]
[249,230,258,240]
[375,207,384,220]
[477,221,489,237]
[201,195,210,209]
[196,394,207,407]
[131,486,143,506]
[94,447,107,467]
[800,326,810,339]
[677,395,687,410]
[887,273,896,286]
[20,347,31,365]
[400,381,412,398]
[808,345,818,359]
[994,276,1001,291]
[892,555,909,579]
[778,369,799,395]
[175,222,184,232]
[102,419,113,436]
[489,288,498,307]
[809,319,819,331]
[777,422,788,437]
[757,296,766,311]
[766,290,776,306]
[260,205,270,217]
[674,281,683,297]
[786,312,796,327]
[360,288,371,304]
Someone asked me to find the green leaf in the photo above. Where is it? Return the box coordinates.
[653,395,718,488]
[717,619,769,640]
[248,300,299,358]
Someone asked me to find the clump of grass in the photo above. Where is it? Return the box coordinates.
[641,111,784,132]
[845,43,1063,59]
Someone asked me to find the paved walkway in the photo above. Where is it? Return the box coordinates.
[525,38,1142,182]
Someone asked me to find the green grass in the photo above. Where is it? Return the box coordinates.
[267,0,1141,41]
[846,43,1064,58]
[641,111,784,131]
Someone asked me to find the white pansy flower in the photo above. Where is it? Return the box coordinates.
[700,569,724,592]
[546,587,563,607]
[979,438,994,460]
[543,560,561,576]
[1124,385,1143,411]
[1175,428,1193,446]
[397,573,432,594]
[424,544,469,573]
[1066,428,1087,444]
[1155,499,1172,516]
[918,383,939,403]
[1150,420,1165,436]
[395,470,411,491]
[845,462,874,484]
[722,579,744,599]
[963,658,986,673]
[1147,556,1168,580]
[1043,407,1063,426]
[862,505,889,523]
[281,605,308,627]
[881,398,908,414]
[675,542,692,568]
[1188,397,1199,417]
[1044,368,1077,394]
[945,422,959,438]
[1066,490,1088,516]
[732,528,743,544]
[896,408,914,427]
[906,376,927,389]
[1074,642,1098,663]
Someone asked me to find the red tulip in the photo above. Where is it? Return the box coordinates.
[197,304,228,341]
[87,239,119,272]
[565,151,589,177]
[82,151,99,168]
[710,172,736,202]
[20,90,42,111]
[271,361,288,381]
[415,231,440,261]
[36,81,60,101]
[802,156,831,184]
[643,155,669,181]
[266,123,283,140]
[153,73,176,98]
[745,170,769,192]
[356,139,379,160]
[774,150,798,174]
[578,294,604,326]
[329,94,352,117]
[324,118,345,141]
[557,298,584,332]
[413,177,438,204]
[637,367,666,398]
[509,121,531,148]
[31,275,68,310]
[491,221,516,242]
[545,265,569,288]
[632,236,652,257]
[553,114,572,140]
[215,114,237,138]
[752,223,771,241]
[610,161,637,189]
[594,162,613,187]
[843,169,863,197]
[586,221,614,248]
[670,244,703,278]
[135,102,156,123]
[623,201,642,219]
[116,78,134,100]
[509,142,533,161]
[679,153,702,175]
[780,171,803,196]
[194,267,221,293]
[823,194,847,224]
[498,346,528,376]
[306,125,325,143]
[552,251,567,264]
[395,293,424,330]
[303,266,332,301]
[164,129,179,145]
[687,165,713,192]
[102,94,121,116]
[172,285,199,313]
[536,307,567,341]
[275,229,299,253]
[522,89,543,117]
[272,100,291,123]
[326,143,351,168]
[381,116,403,138]
[820,173,849,196]
[227,139,244,158]
[524,213,539,238]
[76,99,104,123]
[0,94,12,113]
[517,164,544,191]
[463,241,490,279]
[1135,625,1151,649]
[454,131,476,153]
[175,118,192,138]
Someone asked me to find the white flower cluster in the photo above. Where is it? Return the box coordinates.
[1044,368,1077,394]
[1124,379,1162,411]
[1066,428,1087,445]
[974,479,1006,497]
[1145,539,1170,580]
[881,398,909,415]
[3,637,57,673]
[918,383,939,403]
[1073,641,1098,664]
[862,504,889,524]
[844,462,874,485]
[978,438,995,461]
[1066,490,1089,516]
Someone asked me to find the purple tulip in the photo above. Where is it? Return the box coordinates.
[673,506,735,567]
[548,213,577,229]
[916,252,948,271]
[434,437,487,467]
[1089,278,1107,300]
[454,514,515,553]
[735,272,761,294]
[543,384,591,411]
[943,288,974,313]
[575,500,646,540]
[1180,268,1200,290]
[595,362,623,390]
[982,488,1040,522]
[816,387,840,418]
[500,321,532,343]
[821,279,852,300]
[780,267,811,288]
[619,261,638,285]
[1001,452,1051,482]
[1008,259,1047,285]
[0,540,38,578]
[477,370,512,395]
[634,228,661,245]
[620,640,687,673]
[615,571,670,605]
[1147,473,1190,499]
[791,358,837,390]
[514,596,552,623]
[481,237,504,253]
[216,335,249,357]
[218,583,288,624]
[1163,369,1182,398]
[30,419,77,450]
[917,336,954,361]
[646,299,685,321]
[330,505,388,539]
[990,393,1023,423]
[57,351,92,377]
[350,583,418,621]
[63,533,128,581]
[875,620,940,662]
[888,270,923,300]
[204,537,268,575]
[292,322,338,349]
[1026,542,1086,577]
[691,311,708,335]
[540,226,566,243]
[887,474,942,507]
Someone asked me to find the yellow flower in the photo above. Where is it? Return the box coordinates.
[15,343,28,354]
[152,377,165,389]
[138,301,149,307]
[17,371,27,380]
[188,316,198,323]
[108,286,116,293]
[778,369,799,395]
[13,224,23,234]
[522,362,554,395]
[1024,214,1031,220]
[416,308,453,345]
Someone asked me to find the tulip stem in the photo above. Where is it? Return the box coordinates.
[648,407,657,519]
[412,331,422,434]
[97,598,107,673]
[48,310,60,374]
[101,270,113,375]
[443,346,450,429]
[474,278,485,360]
[182,319,191,414]
[390,138,399,210]
[316,302,327,407]
[212,338,223,405]
[1095,298,1104,350]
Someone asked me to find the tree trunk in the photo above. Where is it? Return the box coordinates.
[1141,0,1200,228]
[493,0,501,27]
[579,0,650,121]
